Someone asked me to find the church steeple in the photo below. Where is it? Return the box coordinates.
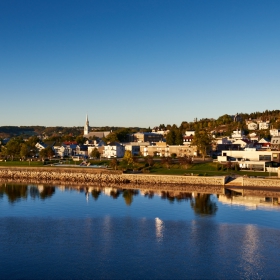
[84,114,89,135]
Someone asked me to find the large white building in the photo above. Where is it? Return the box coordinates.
[103,143,125,158]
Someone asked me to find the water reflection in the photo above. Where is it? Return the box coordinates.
[218,189,280,209]
[191,193,218,216]
[155,217,164,241]
[122,189,138,206]
[1,183,280,213]
[0,184,55,203]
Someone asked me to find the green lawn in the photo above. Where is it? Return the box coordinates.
[0,160,43,167]
[149,162,276,177]
[0,160,277,178]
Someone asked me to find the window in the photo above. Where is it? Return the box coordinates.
[259,155,271,161]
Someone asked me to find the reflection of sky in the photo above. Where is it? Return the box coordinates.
[1,186,280,230]
[2,217,279,279]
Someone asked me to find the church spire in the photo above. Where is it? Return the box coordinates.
[84,114,89,135]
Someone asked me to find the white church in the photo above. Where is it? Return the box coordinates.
[83,115,111,139]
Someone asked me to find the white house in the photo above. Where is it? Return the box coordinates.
[185,130,195,137]
[103,143,125,158]
[258,122,270,130]
[270,129,280,136]
[231,129,245,139]
[248,122,258,130]
[35,142,47,152]
[232,139,253,149]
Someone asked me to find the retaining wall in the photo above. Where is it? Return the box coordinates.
[243,177,280,187]
[0,167,225,186]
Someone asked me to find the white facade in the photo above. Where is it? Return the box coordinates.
[218,149,280,162]
[248,122,258,130]
[258,122,269,130]
[231,130,244,139]
[103,144,125,158]
[232,139,252,149]
[185,131,195,137]
[53,145,67,157]
[270,129,280,136]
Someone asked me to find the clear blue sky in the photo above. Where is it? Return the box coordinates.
[1,0,280,128]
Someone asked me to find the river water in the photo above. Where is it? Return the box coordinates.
[1,182,280,279]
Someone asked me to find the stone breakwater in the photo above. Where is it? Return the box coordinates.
[0,167,225,186]
[243,177,280,187]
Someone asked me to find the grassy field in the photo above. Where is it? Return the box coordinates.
[149,162,276,177]
[0,160,277,178]
[0,160,44,167]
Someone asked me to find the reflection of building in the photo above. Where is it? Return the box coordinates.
[218,194,280,209]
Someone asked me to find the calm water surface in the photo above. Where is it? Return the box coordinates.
[1,183,280,279]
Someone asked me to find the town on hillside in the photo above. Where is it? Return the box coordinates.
[1,110,280,173]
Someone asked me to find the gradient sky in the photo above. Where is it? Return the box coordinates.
[1,0,280,128]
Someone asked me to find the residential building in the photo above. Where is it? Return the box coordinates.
[75,145,88,157]
[128,132,163,143]
[271,136,280,151]
[270,129,280,137]
[185,131,195,137]
[248,122,258,130]
[140,142,197,157]
[258,122,270,130]
[249,132,259,142]
[124,142,150,156]
[103,142,125,158]
[258,138,271,150]
[231,129,245,139]
[87,140,105,158]
[183,135,193,145]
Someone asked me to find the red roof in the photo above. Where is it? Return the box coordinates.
[63,141,78,145]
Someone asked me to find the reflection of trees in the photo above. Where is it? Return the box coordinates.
[0,184,55,202]
[0,184,28,203]
[161,191,192,203]
[144,191,154,199]
[122,189,138,206]
[39,187,55,200]
[110,189,121,199]
[91,189,101,200]
[0,185,4,199]
[29,185,40,199]
[191,194,218,216]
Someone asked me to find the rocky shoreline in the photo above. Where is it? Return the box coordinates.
[0,166,225,186]
[1,166,280,188]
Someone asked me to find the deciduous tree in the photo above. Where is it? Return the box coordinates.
[191,130,212,161]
